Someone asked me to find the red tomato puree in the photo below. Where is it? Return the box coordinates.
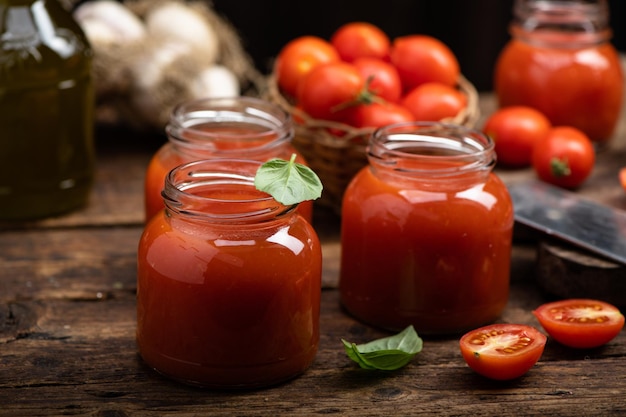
[495,31,623,142]
[340,161,513,334]
[137,183,321,388]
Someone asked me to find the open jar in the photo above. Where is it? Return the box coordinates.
[494,0,623,143]
[339,122,514,334]
[144,96,312,222]
[137,159,322,388]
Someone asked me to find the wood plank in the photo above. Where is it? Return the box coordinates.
[1,290,625,416]
[1,225,625,415]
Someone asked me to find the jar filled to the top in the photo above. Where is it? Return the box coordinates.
[494,0,623,143]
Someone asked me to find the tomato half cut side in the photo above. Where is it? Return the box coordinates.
[459,324,547,380]
[533,299,625,349]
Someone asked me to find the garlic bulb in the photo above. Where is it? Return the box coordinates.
[144,1,219,66]
[193,65,240,99]
[73,0,146,45]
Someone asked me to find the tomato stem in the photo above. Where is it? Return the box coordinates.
[550,157,571,178]
[330,75,386,114]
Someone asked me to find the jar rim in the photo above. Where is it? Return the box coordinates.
[166,96,294,154]
[367,121,496,176]
[162,159,294,221]
[512,0,611,41]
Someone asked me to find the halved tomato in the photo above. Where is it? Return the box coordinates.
[533,299,625,349]
[459,324,547,380]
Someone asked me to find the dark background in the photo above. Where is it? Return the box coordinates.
[210,0,626,91]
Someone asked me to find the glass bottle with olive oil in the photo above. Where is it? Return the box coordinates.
[0,0,95,220]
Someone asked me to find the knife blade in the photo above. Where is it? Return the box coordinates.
[508,181,626,265]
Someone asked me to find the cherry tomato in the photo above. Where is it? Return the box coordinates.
[390,35,460,91]
[401,82,467,122]
[460,324,547,380]
[483,106,552,168]
[353,57,402,103]
[275,36,340,98]
[297,61,365,122]
[349,101,414,129]
[330,22,390,63]
[531,126,595,189]
[533,299,625,349]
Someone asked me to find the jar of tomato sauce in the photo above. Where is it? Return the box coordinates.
[144,96,312,222]
[339,122,514,334]
[494,0,623,143]
[137,159,322,388]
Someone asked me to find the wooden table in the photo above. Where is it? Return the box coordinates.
[2,94,626,417]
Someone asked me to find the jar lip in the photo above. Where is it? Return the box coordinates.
[367,121,496,175]
[166,96,294,153]
[162,159,294,221]
[513,0,611,39]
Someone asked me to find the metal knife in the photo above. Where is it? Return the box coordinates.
[508,181,626,265]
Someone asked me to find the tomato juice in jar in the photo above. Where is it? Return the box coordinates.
[339,122,514,334]
[137,159,322,389]
[144,96,312,222]
[494,0,623,143]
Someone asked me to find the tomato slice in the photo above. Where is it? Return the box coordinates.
[459,324,547,380]
[533,299,625,349]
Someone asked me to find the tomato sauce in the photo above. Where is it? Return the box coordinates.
[137,159,321,388]
[143,97,312,222]
[494,1,623,143]
[339,123,513,334]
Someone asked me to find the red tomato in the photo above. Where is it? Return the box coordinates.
[390,35,460,91]
[483,106,552,168]
[460,324,547,380]
[275,36,340,98]
[533,299,625,349]
[401,82,467,122]
[353,57,402,103]
[297,61,365,122]
[330,22,390,63]
[349,101,413,129]
[531,126,595,189]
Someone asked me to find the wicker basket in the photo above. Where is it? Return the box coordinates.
[265,72,480,213]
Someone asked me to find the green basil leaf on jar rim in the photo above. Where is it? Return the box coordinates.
[254,154,322,206]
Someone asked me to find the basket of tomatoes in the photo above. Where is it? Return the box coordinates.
[266,22,480,212]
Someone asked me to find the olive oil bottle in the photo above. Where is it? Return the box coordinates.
[0,0,95,220]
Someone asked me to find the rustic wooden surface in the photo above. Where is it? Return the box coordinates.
[1,94,626,417]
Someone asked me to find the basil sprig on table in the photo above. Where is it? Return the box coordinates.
[342,325,423,371]
[255,154,323,205]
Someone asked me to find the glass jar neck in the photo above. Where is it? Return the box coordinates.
[165,96,294,159]
[162,159,295,225]
[367,122,496,185]
[511,0,612,47]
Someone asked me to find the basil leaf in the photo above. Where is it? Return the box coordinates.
[342,325,423,371]
[254,154,323,205]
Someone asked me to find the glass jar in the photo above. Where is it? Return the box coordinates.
[494,0,623,143]
[339,122,514,334]
[0,0,95,220]
[137,159,322,389]
[144,96,312,222]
